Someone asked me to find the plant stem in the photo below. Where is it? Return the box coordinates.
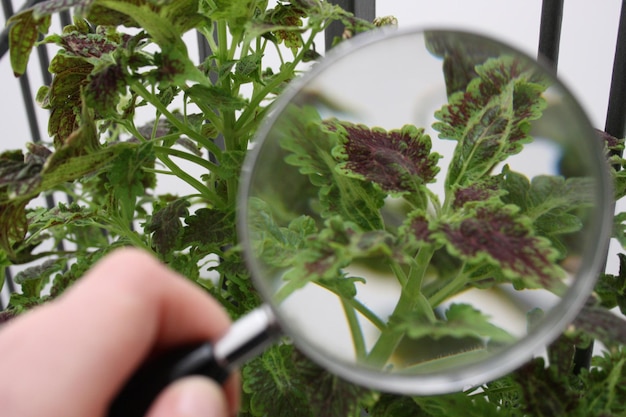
[129,79,223,158]
[156,153,226,208]
[366,247,436,367]
[427,265,469,308]
[153,146,226,177]
[234,28,319,133]
[341,298,367,361]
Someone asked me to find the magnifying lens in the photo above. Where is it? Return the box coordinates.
[108,28,613,416]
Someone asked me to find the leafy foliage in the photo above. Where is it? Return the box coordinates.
[242,344,376,417]
[2,1,626,416]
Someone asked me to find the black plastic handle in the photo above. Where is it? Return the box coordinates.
[107,342,228,417]
[106,305,280,417]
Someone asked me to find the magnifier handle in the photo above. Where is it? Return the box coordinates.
[106,342,225,417]
[107,305,279,417]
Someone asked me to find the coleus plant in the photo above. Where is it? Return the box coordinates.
[1,1,626,416]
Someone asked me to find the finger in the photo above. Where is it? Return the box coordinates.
[0,248,239,417]
[145,376,229,417]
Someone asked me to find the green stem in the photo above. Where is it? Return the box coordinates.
[366,247,436,367]
[389,260,408,287]
[129,79,223,158]
[105,215,153,253]
[341,298,367,362]
[427,265,469,308]
[153,146,227,178]
[234,28,319,133]
[273,277,387,332]
[157,153,226,209]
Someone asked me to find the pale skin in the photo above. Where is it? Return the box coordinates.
[0,248,240,417]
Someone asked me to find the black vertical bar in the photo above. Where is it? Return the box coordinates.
[325,0,375,50]
[605,0,626,139]
[353,0,376,24]
[197,31,212,64]
[59,9,71,27]
[537,0,564,69]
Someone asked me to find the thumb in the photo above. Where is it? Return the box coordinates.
[145,376,229,417]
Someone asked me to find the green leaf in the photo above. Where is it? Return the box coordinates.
[186,84,249,112]
[451,175,504,209]
[7,10,51,76]
[247,197,317,268]
[42,53,94,144]
[84,62,128,118]
[391,303,515,344]
[104,142,156,223]
[0,130,121,256]
[43,28,120,60]
[234,52,263,84]
[145,199,190,256]
[50,249,109,298]
[613,212,626,249]
[596,253,626,313]
[181,206,236,252]
[275,216,396,303]
[571,305,626,348]
[433,56,548,189]
[582,348,626,415]
[98,0,208,86]
[14,258,66,298]
[0,147,47,198]
[425,30,503,97]
[512,358,585,417]
[243,344,314,417]
[200,0,257,36]
[243,344,375,417]
[412,391,512,417]
[369,394,425,417]
[331,122,441,198]
[0,250,11,294]
[263,2,306,50]
[501,167,595,255]
[32,0,94,19]
[398,210,435,248]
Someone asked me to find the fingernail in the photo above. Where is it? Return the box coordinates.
[165,376,228,417]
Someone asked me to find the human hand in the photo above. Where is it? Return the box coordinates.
[0,248,239,417]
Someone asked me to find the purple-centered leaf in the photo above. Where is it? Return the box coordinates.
[7,10,51,77]
[279,106,385,230]
[398,210,435,253]
[452,176,502,209]
[331,122,440,193]
[32,0,93,19]
[84,63,127,118]
[434,56,548,188]
[439,205,564,291]
[53,31,121,59]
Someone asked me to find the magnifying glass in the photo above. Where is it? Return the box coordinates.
[108,28,613,416]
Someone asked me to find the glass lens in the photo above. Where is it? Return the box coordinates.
[239,29,612,394]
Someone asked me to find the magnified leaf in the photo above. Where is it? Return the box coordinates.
[274,216,396,303]
[278,105,385,230]
[331,122,441,198]
[391,303,515,344]
[434,56,548,189]
[436,204,565,292]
